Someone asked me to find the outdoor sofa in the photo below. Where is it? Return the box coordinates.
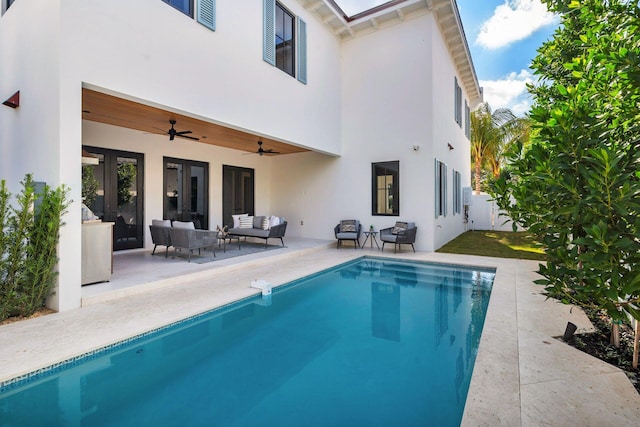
[227,214,287,248]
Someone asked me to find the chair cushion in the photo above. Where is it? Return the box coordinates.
[392,221,408,234]
[232,213,249,228]
[340,220,357,233]
[238,216,254,228]
[172,220,195,230]
[152,219,171,227]
[336,232,358,239]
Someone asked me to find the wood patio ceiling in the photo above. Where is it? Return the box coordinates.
[81,89,308,156]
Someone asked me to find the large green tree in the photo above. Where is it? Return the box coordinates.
[491,0,640,340]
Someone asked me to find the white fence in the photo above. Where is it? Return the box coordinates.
[467,193,521,231]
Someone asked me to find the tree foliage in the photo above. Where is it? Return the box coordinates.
[491,0,640,325]
[470,103,529,193]
[0,175,70,321]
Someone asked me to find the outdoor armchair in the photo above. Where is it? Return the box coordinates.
[380,221,417,253]
[169,222,217,262]
[334,220,361,249]
[149,219,172,257]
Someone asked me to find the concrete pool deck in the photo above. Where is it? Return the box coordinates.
[1,241,639,425]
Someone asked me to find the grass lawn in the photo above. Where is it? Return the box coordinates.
[436,230,546,261]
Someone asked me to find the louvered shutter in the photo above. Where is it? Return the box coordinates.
[297,17,307,84]
[197,0,216,31]
[435,159,440,218]
[263,0,276,65]
[443,163,448,216]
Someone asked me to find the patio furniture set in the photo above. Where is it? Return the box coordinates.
[149,216,288,262]
[334,220,417,253]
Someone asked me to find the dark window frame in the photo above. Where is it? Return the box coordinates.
[435,159,447,218]
[162,0,194,18]
[454,77,462,127]
[275,1,296,77]
[452,169,461,215]
[371,161,400,216]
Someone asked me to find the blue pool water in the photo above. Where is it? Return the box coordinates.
[0,257,494,427]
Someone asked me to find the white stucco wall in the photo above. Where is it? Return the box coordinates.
[429,16,474,250]
[62,0,342,154]
[2,1,478,311]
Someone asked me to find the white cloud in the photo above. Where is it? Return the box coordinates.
[476,0,557,49]
[480,70,534,116]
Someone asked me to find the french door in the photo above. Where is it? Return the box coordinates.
[83,147,144,251]
[164,157,209,229]
[222,165,255,228]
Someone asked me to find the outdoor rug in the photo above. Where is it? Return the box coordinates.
[168,241,284,264]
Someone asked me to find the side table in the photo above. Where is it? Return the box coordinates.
[362,230,380,249]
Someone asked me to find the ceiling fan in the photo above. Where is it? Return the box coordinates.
[248,140,280,156]
[160,120,199,141]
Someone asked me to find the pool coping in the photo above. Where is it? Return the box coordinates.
[1,249,640,424]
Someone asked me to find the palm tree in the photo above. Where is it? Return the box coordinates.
[470,103,528,193]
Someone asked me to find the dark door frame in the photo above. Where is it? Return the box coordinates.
[163,157,209,229]
[83,146,145,251]
[222,165,255,228]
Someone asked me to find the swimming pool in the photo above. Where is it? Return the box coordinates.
[0,257,495,426]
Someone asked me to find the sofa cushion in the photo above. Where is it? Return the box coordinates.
[340,220,357,233]
[172,220,195,230]
[269,216,281,228]
[229,227,270,238]
[238,216,254,228]
[232,213,249,228]
[261,216,270,230]
[152,219,171,228]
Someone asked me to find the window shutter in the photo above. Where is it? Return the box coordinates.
[435,158,440,218]
[297,17,307,84]
[263,0,276,66]
[197,0,216,31]
[444,163,448,216]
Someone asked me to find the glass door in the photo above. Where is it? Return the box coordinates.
[83,147,144,251]
[222,165,254,228]
[164,157,209,229]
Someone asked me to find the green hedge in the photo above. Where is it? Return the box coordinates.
[0,174,70,322]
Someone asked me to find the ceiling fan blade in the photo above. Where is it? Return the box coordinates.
[176,134,200,141]
[175,130,193,136]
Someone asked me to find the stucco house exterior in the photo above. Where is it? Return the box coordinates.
[0,0,482,312]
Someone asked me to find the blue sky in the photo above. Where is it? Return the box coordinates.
[456,0,559,115]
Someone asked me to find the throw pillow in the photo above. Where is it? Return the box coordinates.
[238,216,254,229]
[261,216,270,230]
[392,221,408,235]
[253,215,265,229]
[269,216,280,228]
[340,220,357,233]
[232,213,248,228]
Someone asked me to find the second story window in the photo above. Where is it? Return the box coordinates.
[275,3,295,77]
[264,0,307,84]
[163,0,193,17]
[161,0,216,31]
[454,77,462,127]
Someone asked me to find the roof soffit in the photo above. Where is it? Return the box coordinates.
[296,0,482,106]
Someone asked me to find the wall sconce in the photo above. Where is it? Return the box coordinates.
[447,143,454,150]
[3,91,20,109]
